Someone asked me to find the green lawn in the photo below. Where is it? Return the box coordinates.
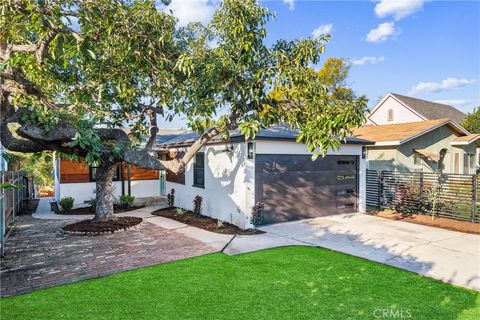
[1,246,479,320]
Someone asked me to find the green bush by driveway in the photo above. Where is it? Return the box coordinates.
[1,246,479,320]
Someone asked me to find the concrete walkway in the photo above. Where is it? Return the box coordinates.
[224,213,480,291]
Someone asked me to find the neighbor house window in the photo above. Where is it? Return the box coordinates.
[469,154,476,174]
[193,153,205,188]
[454,153,460,174]
[89,165,121,182]
[465,153,476,174]
[387,109,394,121]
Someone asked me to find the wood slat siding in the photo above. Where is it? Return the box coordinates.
[127,165,159,180]
[367,170,479,222]
[60,159,89,183]
[60,159,158,183]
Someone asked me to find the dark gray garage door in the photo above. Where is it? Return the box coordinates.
[255,154,359,225]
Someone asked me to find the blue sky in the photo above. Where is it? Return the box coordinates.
[160,0,480,128]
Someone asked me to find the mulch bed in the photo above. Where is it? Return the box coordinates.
[58,206,144,215]
[151,207,264,235]
[367,210,480,235]
[18,199,40,215]
[61,217,143,235]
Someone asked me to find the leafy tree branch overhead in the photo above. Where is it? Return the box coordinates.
[0,0,367,222]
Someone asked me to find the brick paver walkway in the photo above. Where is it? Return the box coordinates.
[1,215,217,297]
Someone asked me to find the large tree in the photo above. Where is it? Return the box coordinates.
[1,0,367,223]
[461,107,480,133]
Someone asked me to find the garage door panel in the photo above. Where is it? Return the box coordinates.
[255,154,358,224]
[259,156,356,173]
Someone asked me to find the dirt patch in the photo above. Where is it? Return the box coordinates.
[61,217,143,235]
[58,206,144,215]
[368,210,479,235]
[151,207,264,235]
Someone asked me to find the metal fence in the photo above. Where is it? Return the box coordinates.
[1,171,34,255]
[366,169,480,223]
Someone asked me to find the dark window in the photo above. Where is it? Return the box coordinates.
[89,165,121,182]
[193,153,205,188]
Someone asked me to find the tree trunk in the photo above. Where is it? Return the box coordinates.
[93,163,117,222]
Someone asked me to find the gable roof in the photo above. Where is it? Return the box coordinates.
[390,93,467,125]
[352,118,468,146]
[450,134,480,146]
[159,125,372,148]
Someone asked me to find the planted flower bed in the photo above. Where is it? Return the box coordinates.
[61,217,143,235]
[151,207,263,235]
[56,205,144,215]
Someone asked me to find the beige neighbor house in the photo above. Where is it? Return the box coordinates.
[355,93,479,174]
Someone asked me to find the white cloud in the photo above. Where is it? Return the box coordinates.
[283,0,295,11]
[365,22,399,43]
[374,0,426,21]
[409,77,477,95]
[165,0,219,26]
[312,23,333,39]
[433,99,473,108]
[352,56,386,66]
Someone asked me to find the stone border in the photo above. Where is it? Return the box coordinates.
[60,219,145,236]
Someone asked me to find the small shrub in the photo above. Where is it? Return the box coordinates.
[88,197,97,213]
[193,195,203,215]
[167,189,175,207]
[216,219,224,228]
[59,196,74,212]
[251,201,264,226]
[175,207,186,216]
[119,195,135,208]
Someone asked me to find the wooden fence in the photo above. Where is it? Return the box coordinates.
[1,171,34,255]
[366,169,480,223]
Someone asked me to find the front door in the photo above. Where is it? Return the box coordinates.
[159,170,166,196]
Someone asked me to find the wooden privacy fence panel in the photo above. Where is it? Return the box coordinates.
[367,170,479,223]
[1,171,30,256]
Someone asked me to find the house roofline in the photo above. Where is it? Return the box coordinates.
[367,93,428,123]
[363,119,469,147]
[160,136,374,149]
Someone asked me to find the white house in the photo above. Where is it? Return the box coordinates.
[367,93,467,126]
[160,127,372,229]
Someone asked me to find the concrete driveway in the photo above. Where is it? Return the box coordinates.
[224,213,480,291]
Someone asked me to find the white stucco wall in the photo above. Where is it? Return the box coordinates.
[166,140,367,229]
[58,180,160,205]
[368,95,424,125]
[166,143,253,229]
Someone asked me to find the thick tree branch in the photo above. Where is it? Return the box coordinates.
[17,123,76,142]
[0,123,46,153]
[160,127,222,174]
[144,108,159,152]
[123,149,164,171]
